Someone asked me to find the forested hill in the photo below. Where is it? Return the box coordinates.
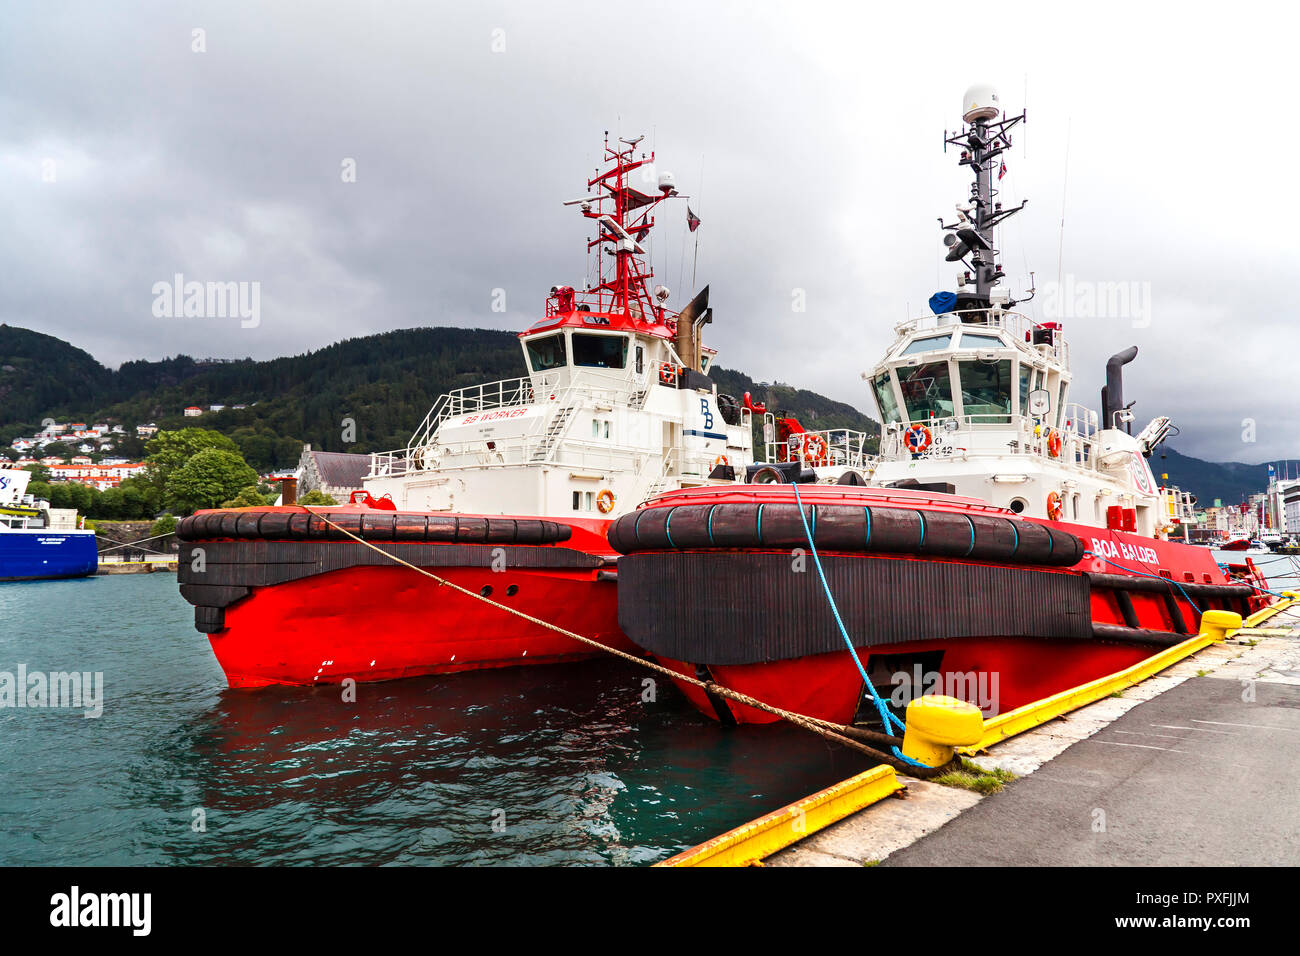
[0,324,882,471]
[1157,447,1300,509]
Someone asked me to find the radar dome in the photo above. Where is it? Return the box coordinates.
[962,84,1001,123]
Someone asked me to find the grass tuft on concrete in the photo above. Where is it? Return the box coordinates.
[933,758,1016,795]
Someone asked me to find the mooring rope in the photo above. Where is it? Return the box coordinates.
[300,506,948,778]
[789,483,937,769]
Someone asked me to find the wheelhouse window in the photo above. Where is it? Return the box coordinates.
[871,371,901,423]
[897,361,954,421]
[899,334,952,356]
[958,359,1012,423]
[1018,364,1033,416]
[956,332,1006,350]
[525,333,567,371]
[572,333,627,369]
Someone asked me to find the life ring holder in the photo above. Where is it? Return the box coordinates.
[801,433,829,465]
[596,489,616,514]
[903,423,932,454]
[658,362,680,386]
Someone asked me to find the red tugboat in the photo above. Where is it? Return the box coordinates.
[609,87,1272,726]
[176,135,757,688]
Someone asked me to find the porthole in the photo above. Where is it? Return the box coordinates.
[505,584,518,597]
[480,585,493,597]
[1009,498,1026,514]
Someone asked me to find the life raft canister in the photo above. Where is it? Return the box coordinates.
[1046,490,1064,520]
[904,423,932,453]
[596,489,616,514]
[1046,428,1062,458]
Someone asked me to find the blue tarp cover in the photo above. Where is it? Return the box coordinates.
[928,291,957,315]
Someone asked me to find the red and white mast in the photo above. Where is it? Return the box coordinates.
[551,134,686,325]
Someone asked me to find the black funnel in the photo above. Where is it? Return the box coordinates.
[1102,346,1139,433]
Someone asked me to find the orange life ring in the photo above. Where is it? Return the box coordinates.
[658,362,679,386]
[801,434,829,464]
[596,489,616,514]
[1047,430,1062,458]
[1046,491,1064,521]
[903,423,932,454]
[713,455,729,470]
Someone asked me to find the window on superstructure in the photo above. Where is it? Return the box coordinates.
[957,332,1006,350]
[958,359,1012,423]
[526,334,567,371]
[572,334,627,369]
[896,362,954,421]
[871,372,901,424]
[1018,364,1033,416]
[900,334,951,356]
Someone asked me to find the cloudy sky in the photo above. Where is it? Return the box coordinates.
[2,1,1295,463]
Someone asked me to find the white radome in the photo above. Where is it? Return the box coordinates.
[962,84,1000,123]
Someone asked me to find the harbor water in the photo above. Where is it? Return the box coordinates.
[0,573,870,866]
[4,551,1292,867]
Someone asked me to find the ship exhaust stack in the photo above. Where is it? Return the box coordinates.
[1102,346,1139,434]
[675,285,710,371]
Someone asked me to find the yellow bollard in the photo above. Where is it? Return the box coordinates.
[1199,609,1242,643]
[901,695,985,766]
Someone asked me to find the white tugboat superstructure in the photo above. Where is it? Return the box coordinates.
[864,86,1178,538]
[364,135,755,517]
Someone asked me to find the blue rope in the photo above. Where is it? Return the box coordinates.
[790,483,934,767]
[1083,550,1203,614]
[1212,563,1296,600]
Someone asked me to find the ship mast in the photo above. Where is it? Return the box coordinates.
[560,133,686,324]
[941,86,1027,306]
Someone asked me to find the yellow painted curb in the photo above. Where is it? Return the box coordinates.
[655,764,902,867]
[961,597,1295,754]
[1238,596,1295,631]
[662,597,1295,867]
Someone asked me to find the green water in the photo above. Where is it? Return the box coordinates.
[0,573,868,866]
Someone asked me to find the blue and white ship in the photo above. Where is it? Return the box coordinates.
[0,468,98,582]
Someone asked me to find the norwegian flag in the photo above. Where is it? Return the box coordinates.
[998,161,1007,181]
[686,207,701,232]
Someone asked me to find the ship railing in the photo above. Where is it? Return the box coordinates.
[404,372,654,461]
[892,307,1069,367]
[544,292,682,325]
[405,376,541,454]
[765,428,873,470]
[878,413,1102,473]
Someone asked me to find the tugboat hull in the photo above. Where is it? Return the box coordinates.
[177,507,633,687]
[610,488,1260,725]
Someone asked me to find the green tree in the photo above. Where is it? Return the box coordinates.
[297,489,337,506]
[48,482,98,514]
[165,448,258,514]
[119,476,161,519]
[146,428,241,490]
[150,514,178,537]
[22,463,51,483]
[219,484,275,509]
